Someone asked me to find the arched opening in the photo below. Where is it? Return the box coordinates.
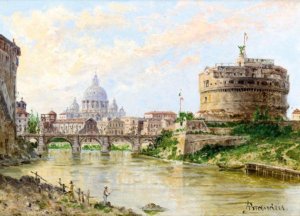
[80,137,102,151]
[28,137,38,150]
[110,138,132,151]
[47,137,72,150]
[140,139,152,150]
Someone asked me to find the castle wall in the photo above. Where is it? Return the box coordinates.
[199,63,289,121]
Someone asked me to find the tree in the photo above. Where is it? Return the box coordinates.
[176,112,194,126]
[27,110,40,134]
[186,112,194,121]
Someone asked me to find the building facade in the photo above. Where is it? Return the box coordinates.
[106,118,124,135]
[142,111,177,135]
[0,35,21,155]
[144,111,177,122]
[292,109,300,121]
[41,111,57,133]
[198,47,289,121]
[16,98,29,136]
[121,116,142,135]
[53,118,85,134]
[97,118,109,135]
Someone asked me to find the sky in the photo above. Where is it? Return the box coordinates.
[0,0,300,117]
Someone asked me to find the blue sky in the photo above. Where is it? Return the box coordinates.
[1,0,299,117]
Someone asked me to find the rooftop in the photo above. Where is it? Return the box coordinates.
[0,34,21,55]
[293,109,300,114]
[145,111,177,115]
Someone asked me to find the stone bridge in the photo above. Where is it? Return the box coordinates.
[23,133,158,154]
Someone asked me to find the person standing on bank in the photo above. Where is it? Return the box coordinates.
[103,186,111,205]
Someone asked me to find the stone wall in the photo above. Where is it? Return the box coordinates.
[179,134,247,155]
[208,127,233,135]
[198,58,289,121]
[0,35,21,156]
[279,121,300,131]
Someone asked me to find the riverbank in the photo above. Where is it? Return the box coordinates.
[0,138,40,168]
[142,125,300,172]
[0,173,141,216]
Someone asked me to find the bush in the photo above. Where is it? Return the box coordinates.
[82,145,101,151]
[48,142,71,149]
[110,144,130,151]
[181,144,235,163]
[232,122,292,138]
[142,130,178,158]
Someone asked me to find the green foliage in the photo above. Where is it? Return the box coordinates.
[94,203,112,212]
[142,130,178,159]
[253,107,271,121]
[27,110,40,134]
[82,145,101,151]
[286,145,300,161]
[110,144,131,151]
[232,122,292,138]
[48,142,71,149]
[179,144,235,163]
[176,112,194,125]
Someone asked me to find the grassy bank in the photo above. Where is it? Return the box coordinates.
[0,174,141,216]
[111,144,131,151]
[142,123,300,170]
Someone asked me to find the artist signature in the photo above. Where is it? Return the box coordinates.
[242,201,286,214]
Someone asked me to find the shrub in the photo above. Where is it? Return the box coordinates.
[232,122,292,138]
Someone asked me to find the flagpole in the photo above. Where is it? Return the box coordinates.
[179,96,182,113]
[179,89,182,113]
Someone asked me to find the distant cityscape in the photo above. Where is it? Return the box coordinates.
[1,32,300,156]
[16,73,177,137]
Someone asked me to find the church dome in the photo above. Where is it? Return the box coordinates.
[83,74,108,101]
[109,98,118,110]
[70,98,79,112]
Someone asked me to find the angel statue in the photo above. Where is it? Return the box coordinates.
[238,45,246,55]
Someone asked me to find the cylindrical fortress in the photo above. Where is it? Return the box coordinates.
[198,56,289,121]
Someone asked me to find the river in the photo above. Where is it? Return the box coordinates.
[0,150,300,216]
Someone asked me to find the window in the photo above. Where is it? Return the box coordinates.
[204,97,207,103]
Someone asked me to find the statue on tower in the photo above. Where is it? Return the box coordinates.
[238,32,248,57]
[238,45,246,56]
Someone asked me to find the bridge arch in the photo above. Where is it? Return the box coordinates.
[45,137,74,152]
[79,137,103,150]
[109,136,135,151]
[139,137,156,150]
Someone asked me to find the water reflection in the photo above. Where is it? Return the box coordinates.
[0,149,299,215]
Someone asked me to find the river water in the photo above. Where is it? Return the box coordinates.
[0,150,300,216]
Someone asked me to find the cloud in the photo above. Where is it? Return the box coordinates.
[177,55,200,69]
[4,5,137,113]
[76,7,128,30]
[108,2,136,13]
[3,1,300,116]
